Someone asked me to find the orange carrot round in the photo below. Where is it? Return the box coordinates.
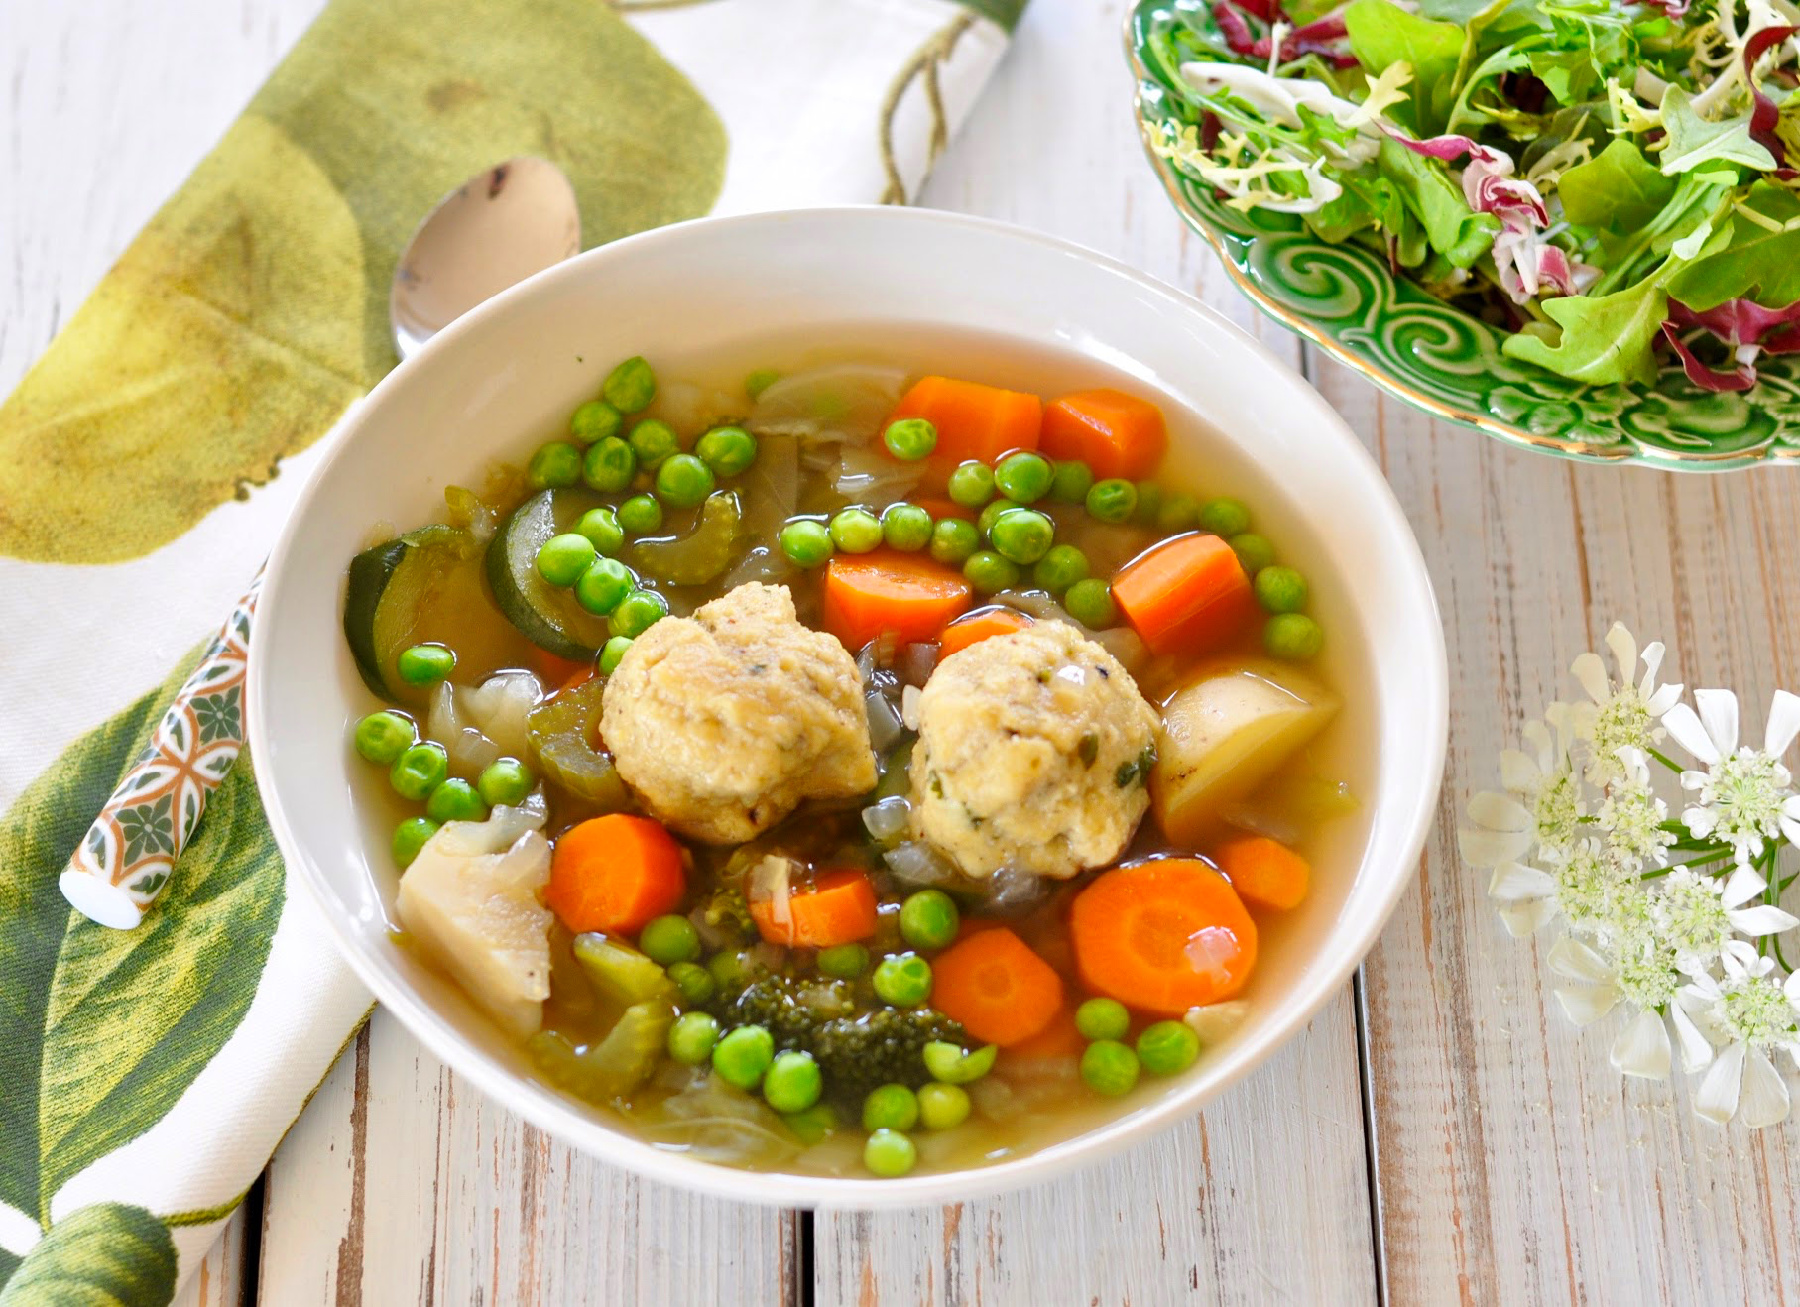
[931,926,1064,1047]
[1112,533,1257,656]
[937,605,1033,658]
[885,375,1043,477]
[1039,388,1168,481]
[749,868,879,947]
[546,814,685,935]
[1215,836,1311,911]
[1003,1004,1086,1061]
[821,548,972,651]
[1069,859,1257,1015]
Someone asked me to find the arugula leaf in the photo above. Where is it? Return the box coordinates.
[1502,275,1674,386]
[1666,184,1800,311]
[1527,48,1599,104]
[1344,0,1464,134]
[1559,138,1674,232]
[1420,0,1547,34]
[1657,86,1776,175]
[1376,138,1500,269]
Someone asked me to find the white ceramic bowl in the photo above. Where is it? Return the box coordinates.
[249,206,1446,1208]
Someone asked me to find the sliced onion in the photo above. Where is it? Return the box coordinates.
[747,854,797,927]
[459,671,542,758]
[900,685,923,732]
[866,690,904,752]
[884,840,959,887]
[718,543,793,590]
[896,642,938,688]
[428,682,502,776]
[982,861,1047,916]
[861,795,912,844]
[834,444,919,500]
[1184,1000,1249,1044]
[748,364,906,441]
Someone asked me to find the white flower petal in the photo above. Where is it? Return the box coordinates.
[1723,940,1764,976]
[1740,1048,1791,1128]
[1467,791,1532,832]
[1767,689,1800,756]
[1646,683,1684,716]
[1459,827,1534,868]
[1610,1009,1671,1079]
[1781,812,1800,847]
[1605,623,1638,681]
[1488,863,1557,902]
[1639,639,1665,688]
[1786,969,1800,1004]
[1663,702,1721,766]
[1723,865,1768,909]
[1571,651,1610,707]
[1498,897,1556,936]
[1683,805,1719,838]
[1671,1000,1716,1073]
[1696,688,1741,757]
[1497,749,1537,793]
[1695,1042,1747,1125]
[1728,905,1800,936]
[1546,933,1614,984]
[1554,983,1621,1026]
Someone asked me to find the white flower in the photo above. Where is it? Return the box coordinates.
[1569,623,1682,784]
[1680,956,1800,1127]
[1462,703,1585,872]
[1652,866,1798,976]
[1597,746,1675,872]
[1546,933,1710,1080]
[1662,689,1800,865]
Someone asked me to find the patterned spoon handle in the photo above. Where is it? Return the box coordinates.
[59,573,261,929]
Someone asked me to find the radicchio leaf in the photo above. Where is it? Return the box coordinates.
[1660,296,1800,392]
[1633,0,1690,17]
[1210,0,1357,69]
[1745,25,1800,173]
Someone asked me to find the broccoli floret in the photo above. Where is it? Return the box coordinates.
[699,885,756,944]
[714,974,856,1050]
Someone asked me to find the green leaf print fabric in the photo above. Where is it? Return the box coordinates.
[0,0,1023,1299]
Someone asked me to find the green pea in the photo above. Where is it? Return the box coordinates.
[995,451,1053,504]
[618,494,663,535]
[630,417,681,470]
[947,460,996,508]
[425,778,488,824]
[569,399,622,446]
[922,1041,997,1084]
[668,960,717,1006]
[711,1024,775,1089]
[862,1083,920,1131]
[668,1011,721,1066]
[397,644,456,686]
[977,498,1020,539]
[390,741,449,801]
[1254,565,1309,614]
[574,507,624,556]
[599,636,634,675]
[1080,1039,1141,1097]
[707,950,750,989]
[873,952,932,1007]
[863,1128,916,1177]
[928,518,979,566]
[779,519,834,568]
[783,1102,838,1145]
[527,441,582,490]
[1031,543,1089,594]
[536,532,597,587]
[1085,478,1138,524]
[392,816,440,868]
[1063,577,1117,630]
[582,436,637,493]
[603,355,657,414]
[639,914,701,965]
[696,425,758,477]
[1132,481,1163,527]
[1137,1020,1201,1075]
[763,1051,824,1113]
[1264,612,1324,659]
[881,502,934,552]
[1050,459,1096,504]
[990,508,1054,565]
[884,417,938,461]
[745,367,781,400]
[1075,997,1131,1042]
[656,453,715,508]
[476,758,533,808]
[574,557,635,616]
[1230,532,1276,575]
[916,1082,971,1131]
[963,550,1020,597]
[1156,494,1201,532]
[611,589,670,639]
[354,711,416,766]
[1199,497,1251,537]
[829,507,883,554]
[816,942,869,979]
[898,890,960,951]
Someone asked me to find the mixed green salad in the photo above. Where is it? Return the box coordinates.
[1146,0,1800,391]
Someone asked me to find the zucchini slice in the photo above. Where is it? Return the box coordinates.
[344,525,476,703]
[486,489,615,659]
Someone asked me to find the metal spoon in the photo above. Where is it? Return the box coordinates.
[389,156,581,360]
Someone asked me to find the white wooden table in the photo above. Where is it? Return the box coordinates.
[9,1,1800,1302]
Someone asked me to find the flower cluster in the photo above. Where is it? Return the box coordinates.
[1463,624,1800,1127]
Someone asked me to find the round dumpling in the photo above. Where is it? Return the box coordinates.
[909,621,1159,879]
[601,582,877,844]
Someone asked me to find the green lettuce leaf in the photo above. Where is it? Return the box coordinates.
[1657,86,1776,176]
[1502,279,1672,386]
[1344,0,1464,134]
[1666,184,1800,310]
[1559,138,1675,233]
[1377,138,1500,269]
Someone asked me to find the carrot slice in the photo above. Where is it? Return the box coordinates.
[535,649,592,686]
[1070,859,1257,1015]
[912,495,976,523]
[937,606,1033,658]
[1214,835,1311,911]
[546,814,686,935]
[821,548,972,651]
[1003,1004,1086,1061]
[1039,388,1168,481]
[749,868,879,947]
[1112,532,1257,656]
[886,376,1043,476]
[931,926,1065,1047]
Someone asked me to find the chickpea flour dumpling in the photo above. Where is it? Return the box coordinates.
[342,353,1353,1181]
[601,582,877,844]
[909,622,1159,879]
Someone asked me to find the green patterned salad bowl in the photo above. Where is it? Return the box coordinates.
[1128,0,1800,471]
